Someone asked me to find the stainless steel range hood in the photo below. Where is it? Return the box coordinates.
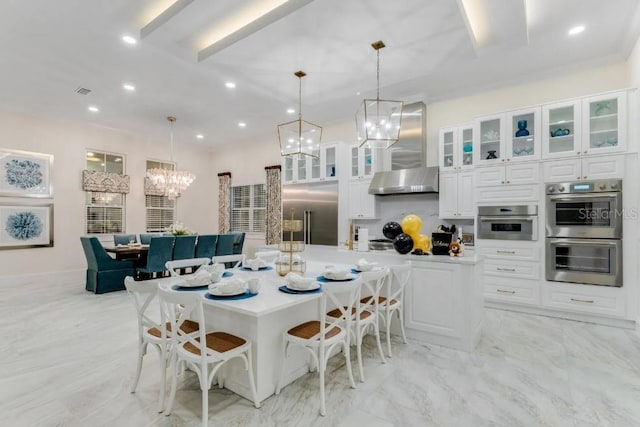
[368,166,439,194]
[368,101,439,195]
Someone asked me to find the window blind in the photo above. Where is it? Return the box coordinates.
[231,184,266,233]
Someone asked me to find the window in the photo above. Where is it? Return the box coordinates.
[145,160,176,232]
[231,184,266,233]
[85,150,125,234]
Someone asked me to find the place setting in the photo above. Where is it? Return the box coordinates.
[278,272,322,294]
[171,263,233,291]
[350,258,381,274]
[205,276,261,300]
[240,258,274,272]
[316,265,358,283]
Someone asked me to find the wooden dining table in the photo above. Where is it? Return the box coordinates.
[104,244,149,261]
[150,261,361,404]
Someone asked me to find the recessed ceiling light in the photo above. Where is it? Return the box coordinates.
[88,106,99,113]
[568,25,585,35]
[225,82,236,89]
[123,83,135,91]
[287,108,295,114]
[122,35,137,45]
[196,134,204,139]
[356,92,361,95]
[238,122,247,128]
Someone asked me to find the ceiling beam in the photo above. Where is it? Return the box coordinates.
[197,0,315,62]
[140,0,195,39]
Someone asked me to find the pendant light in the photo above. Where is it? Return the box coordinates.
[278,71,322,158]
[146,116,195,200]
[355,40,404,149]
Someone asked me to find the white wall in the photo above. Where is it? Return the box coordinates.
[0,111,216,279]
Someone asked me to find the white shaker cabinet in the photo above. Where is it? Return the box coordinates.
[348,179,376,219]
[542,154,625,182]
[439,171,475,219]
[439,124,474,171]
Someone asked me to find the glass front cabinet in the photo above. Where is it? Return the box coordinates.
[473,113,504,166]
[506,107,541,162]
[542,99,581,159]
[282,144,338,184]
[438,124,473,171]
[582,91,626,155]
[350,144,374,179]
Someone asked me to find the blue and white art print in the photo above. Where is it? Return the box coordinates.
[0,149,53,197]
[0,204,53,249]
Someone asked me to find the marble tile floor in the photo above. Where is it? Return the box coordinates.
[2,279,640,427]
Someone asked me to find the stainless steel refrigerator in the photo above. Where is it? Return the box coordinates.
[282,181,338,245]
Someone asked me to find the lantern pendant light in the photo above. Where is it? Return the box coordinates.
[355,40,404,149]
[278,71,322,159]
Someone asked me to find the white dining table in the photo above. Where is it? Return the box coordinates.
[151,261,360,403]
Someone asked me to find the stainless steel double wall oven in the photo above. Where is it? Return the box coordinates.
[545,179,622,287]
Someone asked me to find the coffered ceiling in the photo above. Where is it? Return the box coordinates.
[0,0,638,147]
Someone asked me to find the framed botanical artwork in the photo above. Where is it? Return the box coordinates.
[0,204,53,249]
[0,149,53,198]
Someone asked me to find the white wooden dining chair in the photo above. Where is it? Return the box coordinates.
[275,279,358,416]
[211,254,245,269]
[331,267,387,382]
[124,276,199,412]
[158,286,259,427]
[378,262,411,357]
[165,258,211,277]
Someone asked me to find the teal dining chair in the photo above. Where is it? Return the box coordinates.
[114,234,137,246]
[139,233,161,245]
[172,235,197,260]
[80,237,135,294]
[194,234,218,259]
[232,232,246,255]
[215,233,235,256]
[136,236,175,279]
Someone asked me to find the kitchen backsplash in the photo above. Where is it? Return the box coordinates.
[353,193,473,240]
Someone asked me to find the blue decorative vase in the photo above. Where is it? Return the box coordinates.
[515,120,530,137]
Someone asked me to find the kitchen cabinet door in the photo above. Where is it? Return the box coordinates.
[474,113,505,166]
[348,179,376,219]
[542,159,581,182]
[438,172,458,218]
[475,166,505,186]
[581,155,624,180]
[542,99,581,159]
[506,107,541,162]
[439,127,457,171]
[582,91,627,155]
[457,171,475,218]
[350,144,375,179]
[320,144,338,180]
[505,163,539,185]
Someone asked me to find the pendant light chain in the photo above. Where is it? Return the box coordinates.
[169,116,175,164]
[376,48,380,101]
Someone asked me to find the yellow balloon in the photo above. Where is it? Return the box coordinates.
[415,234,432,252]
[401,214,422,235]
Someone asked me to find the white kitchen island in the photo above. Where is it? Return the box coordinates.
[303,245,485,352]
[151,249,484,404]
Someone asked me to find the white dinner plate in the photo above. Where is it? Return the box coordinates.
[323,272,353,281]
[177,279,212,288]
[208,287,246,297]
[286,282,320,292]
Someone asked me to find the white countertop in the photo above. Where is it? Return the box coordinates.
[305,245,483,265]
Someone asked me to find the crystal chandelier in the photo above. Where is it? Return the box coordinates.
[278,71,322,158]
[355,40,404,149]
[146,116,195,200]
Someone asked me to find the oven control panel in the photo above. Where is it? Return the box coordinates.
[546,179,622,194]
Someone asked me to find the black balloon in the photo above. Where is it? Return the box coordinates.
[383,221,403,240]
[393,233,414,254]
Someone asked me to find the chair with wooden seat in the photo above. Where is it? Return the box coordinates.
[80,237,135,294]
[158,286,260,427]
[376,262,411,357]
[211,254,245,269]
[194,234,218,259]
[124,276,200,412]
[330,268,387,382]
[136,236,175,279]
[275,279,358,416]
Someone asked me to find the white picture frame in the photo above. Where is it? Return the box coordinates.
[0,149,53,198]
[0,204,54,249]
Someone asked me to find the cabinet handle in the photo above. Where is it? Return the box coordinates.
[497,289,516,294]
[506,180,510,184]
[501,159,505,162]
[501,181,505,184]
[583,150,588,154]
[577,176,581,179]
[506,158,510,162]
[497,267,516,272]
[576,151,580,155]
[570,298,594,304]
[583,176,587,179]
[496,250,516,254]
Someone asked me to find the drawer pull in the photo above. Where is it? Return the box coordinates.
[497,289,516,294]
[496,250,516,254]
[496,267,516,272]
[570,298,594,304]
